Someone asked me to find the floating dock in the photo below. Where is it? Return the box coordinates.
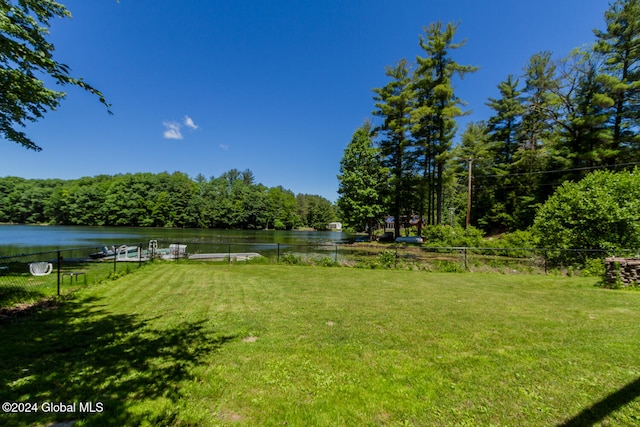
[188,252,262,261]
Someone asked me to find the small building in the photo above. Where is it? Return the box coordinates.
[384,215,425,235]
[328,222,343,231]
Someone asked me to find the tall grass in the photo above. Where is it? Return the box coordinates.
[1,263,639,426]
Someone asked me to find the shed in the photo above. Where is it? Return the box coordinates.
[328,222,343,231]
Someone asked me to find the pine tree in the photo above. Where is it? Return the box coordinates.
[486,75,524,167]
[412,22,477,224]
[372,59,414,238]
[594,0,640,159]
[554,47,615,177]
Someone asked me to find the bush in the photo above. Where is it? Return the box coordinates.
[422,224,484,247]
[377,250,396,268]
[581,257,605,277]
[532,169,640,265]
[280,253,303,265]
[484,230,540,257]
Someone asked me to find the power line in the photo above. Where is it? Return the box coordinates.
[475,161,640,179]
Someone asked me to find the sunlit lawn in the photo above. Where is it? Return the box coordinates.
[1,263,639,426]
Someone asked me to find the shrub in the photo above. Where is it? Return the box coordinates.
[533,169,640,265]
[280,253,303,265]
[422,225,484,247]
[317,257,339,267]
[377,250,396,268]
[581,257,605,278]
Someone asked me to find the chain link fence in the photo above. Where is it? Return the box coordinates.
[175,239,621,274]
[0,244,150,311]
[3,239,628,310]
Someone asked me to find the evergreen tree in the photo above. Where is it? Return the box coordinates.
[594,0,640,157]
[373,59,414,238]
[412,22,477,225]
[486,75,524,167]
[337,120,388,236]
[484,75,525,231]
[554,47,615,178]
[452,122,497,230]
[508,52,561,229]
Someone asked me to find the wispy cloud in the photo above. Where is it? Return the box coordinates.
[162,121,183,140]
[163,115,199,140]
[219,144,229,150]
[184,115,198,130]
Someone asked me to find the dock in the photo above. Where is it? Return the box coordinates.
[188,252,262,261]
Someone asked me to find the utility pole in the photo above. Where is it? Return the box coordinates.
[466,158,473,229]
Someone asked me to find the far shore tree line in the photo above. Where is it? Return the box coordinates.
[0,170,336,230]
[338,0,640,244]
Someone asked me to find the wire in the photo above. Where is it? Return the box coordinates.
[475,161,640,179]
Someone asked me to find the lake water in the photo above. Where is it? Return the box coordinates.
[0,224,349,256]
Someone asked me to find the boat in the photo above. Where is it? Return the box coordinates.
[395,236,424,244]
[89,245,140,260]
[89,246,115,259]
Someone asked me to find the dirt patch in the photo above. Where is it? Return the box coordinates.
[218,410,243,422]
[0,298,61,324]
[242,336,258,343]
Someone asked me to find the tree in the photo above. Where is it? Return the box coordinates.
[553,47,616,176]
[373,58,414,238]
[519,51,560,151]
[337,120,388,236]
[452,121,495,229]
[504,52,561,229]
[594,0,640,157]
[0,0,110,150]
[412,21,477,225]
[486,75,524,167]
[296,194,335,230]
[484,75,526,231]
[533,168,640,265]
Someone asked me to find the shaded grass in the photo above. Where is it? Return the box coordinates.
[1,264,640,426]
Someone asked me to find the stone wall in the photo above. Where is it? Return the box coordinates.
[604,257,640,287]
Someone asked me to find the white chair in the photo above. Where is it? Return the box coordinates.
[29,262,53,276]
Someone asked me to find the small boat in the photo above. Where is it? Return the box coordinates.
[395,236,424,244]
[89,246,115,259]
[89,245,139,260]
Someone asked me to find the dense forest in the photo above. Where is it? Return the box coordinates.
[0,169,336,230]
[338,0,640,236]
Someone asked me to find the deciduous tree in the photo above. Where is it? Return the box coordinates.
[0,0,111,150]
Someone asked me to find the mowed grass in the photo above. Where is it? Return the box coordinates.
[1,264,640,426]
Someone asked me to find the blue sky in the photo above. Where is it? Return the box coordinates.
[0,0,611,201]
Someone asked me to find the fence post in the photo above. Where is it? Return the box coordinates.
[395,246,398,269]
[57,250,61,296]
[113,248,117,273]
[464,248,468,271]
[335,245,338,263]
[139,243,142,268]
[277,243,280,263]
[228,244,232,264]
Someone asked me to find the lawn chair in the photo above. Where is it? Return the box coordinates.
[29,262,53,276]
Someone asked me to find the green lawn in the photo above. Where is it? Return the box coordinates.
[1,263,639,426]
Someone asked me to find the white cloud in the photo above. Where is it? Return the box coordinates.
[163,121,183,140]
[219,144,229,150]
[184,115,198,130]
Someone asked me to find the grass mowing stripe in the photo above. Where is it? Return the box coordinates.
[1,263,639,426]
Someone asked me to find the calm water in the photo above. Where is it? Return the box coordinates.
[0,225,348,256]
